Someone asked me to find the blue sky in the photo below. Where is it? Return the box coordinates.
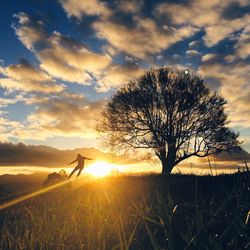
[0,0,249,152]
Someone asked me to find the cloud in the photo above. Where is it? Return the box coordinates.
[14,11,197,90]
[0,97,17,107]
[38,32,112,84]
[59,0,142,19]
[186,49,201,56]
[1,141,248,168]
[12,92,106,140]
[234,24,250,59]
[117,0,143,13]
[13,12,47,51]
[14,12,148,91]
[203,15,249,46]
[0,142,141,167]
[188,40,201,49]
[59,0,111,19]
[201,53,219,62]
[14,9,198,92]
[214,148,250,162]
[235,41,250,60]
[155,0,250,47]
[93,17,198,59]
[0,117,21,141]
[97,62,144,91]
[14,13,112,85]
[199,61,250,127]
[59,1,198,59]
[0,59,64,93]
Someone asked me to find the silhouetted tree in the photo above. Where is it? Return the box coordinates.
[99,67,240,174]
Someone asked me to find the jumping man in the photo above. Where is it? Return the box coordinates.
[68,154,93,179]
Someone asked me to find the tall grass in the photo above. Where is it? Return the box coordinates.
[0,172,249,249]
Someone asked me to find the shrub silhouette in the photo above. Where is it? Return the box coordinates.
[43,169,68,187]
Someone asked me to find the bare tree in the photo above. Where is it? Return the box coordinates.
[98,67,240,174]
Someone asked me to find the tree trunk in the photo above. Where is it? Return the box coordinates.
[160,143,176,175]
[161,154,169,175]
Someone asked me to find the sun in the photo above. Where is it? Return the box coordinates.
[85,161,123,177]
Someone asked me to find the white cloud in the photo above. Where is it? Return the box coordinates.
[186,50,201,56]
[188,40,201,49]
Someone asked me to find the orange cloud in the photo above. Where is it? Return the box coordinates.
[93,17,198,59]
[234,24,250,59]
[14,13,112,85]
[59,1,199,59]
[38,32,112,84]
[199,61,250,127]
[0,59,64,93]
[13,12,47,51]
[59,0,111,19]
[0,117,21,141]
[97,62,144,91]
[12,92,106,140]
[155,0,250,47]
[13,12,149,91]
[201,53,218,63]
[118,0,143,13]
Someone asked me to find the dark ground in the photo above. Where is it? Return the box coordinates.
[0,172,249,249]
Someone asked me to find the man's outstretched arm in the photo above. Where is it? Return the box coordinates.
[68,159,77,165]
[84,157,94,160]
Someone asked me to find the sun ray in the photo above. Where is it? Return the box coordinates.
[0,179,71,211]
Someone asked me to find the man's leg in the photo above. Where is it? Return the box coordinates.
[76,167,84,178]
[68,166,79,179]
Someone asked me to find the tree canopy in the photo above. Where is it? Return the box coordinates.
[99,67,240,174]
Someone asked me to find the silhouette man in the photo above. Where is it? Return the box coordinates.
[68,154,93,179]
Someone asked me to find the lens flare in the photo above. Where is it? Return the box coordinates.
[86,161,123,177]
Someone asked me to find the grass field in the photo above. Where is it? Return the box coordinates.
[0,172,249,249]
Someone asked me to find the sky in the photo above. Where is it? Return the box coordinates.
[0,0,249,156]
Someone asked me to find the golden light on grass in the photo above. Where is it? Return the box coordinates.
[0,179,71,211]
[86,161,124,177]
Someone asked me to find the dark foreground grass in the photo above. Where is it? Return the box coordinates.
[0,172,249,249]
